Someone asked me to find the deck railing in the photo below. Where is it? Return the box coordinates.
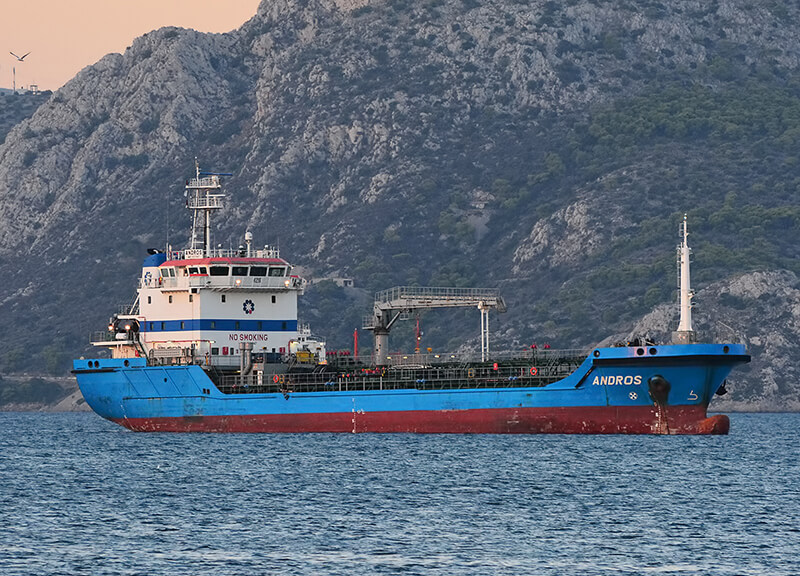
[140,275,301,290]
[166,247,282,261]
[324,348,590,368]
[213,358,585,396]
[375,286,502,303]
[209,348,589,395]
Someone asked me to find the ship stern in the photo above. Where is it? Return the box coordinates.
[72,358,147,423]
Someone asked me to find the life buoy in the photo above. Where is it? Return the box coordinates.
[272,374,280,383]
[529,366,538,376]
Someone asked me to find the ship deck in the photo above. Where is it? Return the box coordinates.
[207,352,588,395]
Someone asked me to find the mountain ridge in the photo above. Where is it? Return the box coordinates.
[0,0,799,409]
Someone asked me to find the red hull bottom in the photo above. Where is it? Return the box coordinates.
[114,405,729,435]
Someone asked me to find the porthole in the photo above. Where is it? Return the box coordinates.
[636,348,644,356]
[124,360,129,367]
[593,350,600,357]
[723,345,730,354]
[649,348,658,355]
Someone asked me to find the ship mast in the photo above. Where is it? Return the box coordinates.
[186,159,228,257]
[672,214,697,344]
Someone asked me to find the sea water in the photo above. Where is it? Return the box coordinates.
[0,412,798,575]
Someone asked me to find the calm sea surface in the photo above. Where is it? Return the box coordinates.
[0,412,798,576]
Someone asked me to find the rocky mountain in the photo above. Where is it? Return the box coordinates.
[0,91,50,145]
[0,374,87,412]
[626,270,800,412]
[1,0,799,409]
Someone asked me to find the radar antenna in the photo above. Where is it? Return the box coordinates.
[185,159,230,258]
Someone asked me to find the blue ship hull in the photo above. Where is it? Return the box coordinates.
[73,343,749,434]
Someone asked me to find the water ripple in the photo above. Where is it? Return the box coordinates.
[0,413,798,575]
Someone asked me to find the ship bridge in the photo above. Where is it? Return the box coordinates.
[363,286,506,365]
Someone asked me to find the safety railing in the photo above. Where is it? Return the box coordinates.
[187,194,224,210]
[187,176,222,189]
[139,275,301,290]
[375,286,501,304]
[166,247,283,261]
[115,303,138,315]
[324,348,590,368]
[213,357,586,396]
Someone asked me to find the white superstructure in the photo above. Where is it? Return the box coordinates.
[95,161,325,368]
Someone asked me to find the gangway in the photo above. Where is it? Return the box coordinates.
[363,286,507,364]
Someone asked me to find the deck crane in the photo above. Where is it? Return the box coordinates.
[363,286,507,364]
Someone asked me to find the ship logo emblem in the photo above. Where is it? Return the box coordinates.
[629,392,638,400]
[243,299,255,314]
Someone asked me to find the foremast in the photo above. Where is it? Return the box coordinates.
[672,214,697,344]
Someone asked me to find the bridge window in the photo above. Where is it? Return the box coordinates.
[188,267,199,274]
[198,267,207,274]
[249,266,268,277]
[232,266,248,276]
[268,267,285,277]
[211,347,219,355]
[168,268,176,277]
[210,266,229,276]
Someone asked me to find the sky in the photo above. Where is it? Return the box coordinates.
[0,0,262,91]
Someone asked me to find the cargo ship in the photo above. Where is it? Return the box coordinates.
[73,163,749,434]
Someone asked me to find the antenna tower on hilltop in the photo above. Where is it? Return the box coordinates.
[9,51,30,92]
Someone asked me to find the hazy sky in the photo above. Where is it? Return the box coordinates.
[0,0,261,91]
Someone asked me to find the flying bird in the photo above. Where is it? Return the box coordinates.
[10,51,31,61]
